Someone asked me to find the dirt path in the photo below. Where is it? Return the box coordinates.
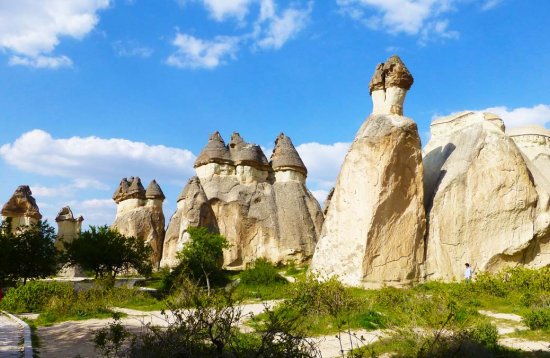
[478,309,550,352]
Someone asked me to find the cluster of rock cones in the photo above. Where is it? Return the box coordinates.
[3,55,550,287]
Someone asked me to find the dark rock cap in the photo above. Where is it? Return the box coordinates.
[229,132,269,169]
[177,176,204,202]
[145,180,165,200]
[194,131,233,167]
[126,177,146,200]
[1,185,42,220]
[55,206,84,222]
[368,55,414,93]
[112,178,130,203]
[270,133,307,176]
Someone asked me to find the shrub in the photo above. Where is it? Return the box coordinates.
[467,322,499,350]
[239,258,286,286]
[523,308,550,330]
[0,281,73,313]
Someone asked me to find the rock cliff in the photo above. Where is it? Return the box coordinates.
[161,132,323,269]
[423,112,550,279]
[310,55,426,288]
[111,177,166,268]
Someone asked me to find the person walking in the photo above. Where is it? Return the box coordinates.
[464,263,473,283]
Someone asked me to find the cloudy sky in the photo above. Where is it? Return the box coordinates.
[1,0,549,228]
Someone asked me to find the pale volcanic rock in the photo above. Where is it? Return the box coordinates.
[311,56,426,288]
[56,206,85,277]
[507,125,550,182]
[423,111,545,279]
[160,177,218,268]
[161,132,323,269]
[1,185,42,230]
[111,177,165,268]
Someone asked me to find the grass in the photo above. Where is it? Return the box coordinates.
[504,329,550,342]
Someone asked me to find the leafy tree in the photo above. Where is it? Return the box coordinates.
[178,227,229,295]
[0,219,59,285]
[64,226,152,280]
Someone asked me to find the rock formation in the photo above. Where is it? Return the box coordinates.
[423,112,550,280]
[55,206,83,248]
[56,206,85,277]
[1,185,42,231]
[160,176,218,268]
[508,125,550,181]
[111,177,166,268]
[161,132,323,269]
[310,56,426,288]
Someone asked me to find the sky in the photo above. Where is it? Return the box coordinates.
[1,0,549,229]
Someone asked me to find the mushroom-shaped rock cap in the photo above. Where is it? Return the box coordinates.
[126,177,146,200]
[368,55,413,93]
[146,180,165,200]
[270,133,307,176]
[194,131,233,168]
[177,176,205,202]
[56,206,83,222]
[112,178,130,203]
[1,185,42,220]
[229,132,269,169]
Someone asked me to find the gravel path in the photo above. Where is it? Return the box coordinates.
[0,312,23,358]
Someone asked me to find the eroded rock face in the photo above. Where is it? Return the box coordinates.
[311,56,426,288]
[161,132,323,269]
[111,178,165,268]
[160,177,218,268]
[1,185,42,230]
[423,112,550,279]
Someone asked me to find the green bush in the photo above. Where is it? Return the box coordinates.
[240,258,286,286]
[468,322,499,350]
[523,308,550,330]
[0,281,73,313]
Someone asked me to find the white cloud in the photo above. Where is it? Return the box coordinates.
[0,0,110,67]
[200,0,254,21]
[481,0,502,11]
[311,189,330,206]
[0,129,196,185]
[31,179,109,198]
[296,142,350,190]
[112,40,153,58]
[479,104,550,129]
[255,3,312,50]
[168,0,312,69]
[8,55,73,69]
[167,33,240,69]
[337,0,458,42]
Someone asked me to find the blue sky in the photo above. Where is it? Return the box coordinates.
[1,0,549,228]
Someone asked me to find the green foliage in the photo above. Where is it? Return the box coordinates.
[178,226,230,293]
[523,308,550,330]
[64,226,152,280]
[239,258,286,286]
[467,322,499,350]
[0,220,60,285]
[0,280,73,313]
[93,279,318,357]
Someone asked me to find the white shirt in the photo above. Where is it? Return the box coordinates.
[465,267,472,279]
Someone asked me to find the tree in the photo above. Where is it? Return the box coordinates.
[178,227,229,295]
[0,219,59,285]
[64,226,152,280]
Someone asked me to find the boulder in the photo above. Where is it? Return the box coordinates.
[310,56,426,288]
